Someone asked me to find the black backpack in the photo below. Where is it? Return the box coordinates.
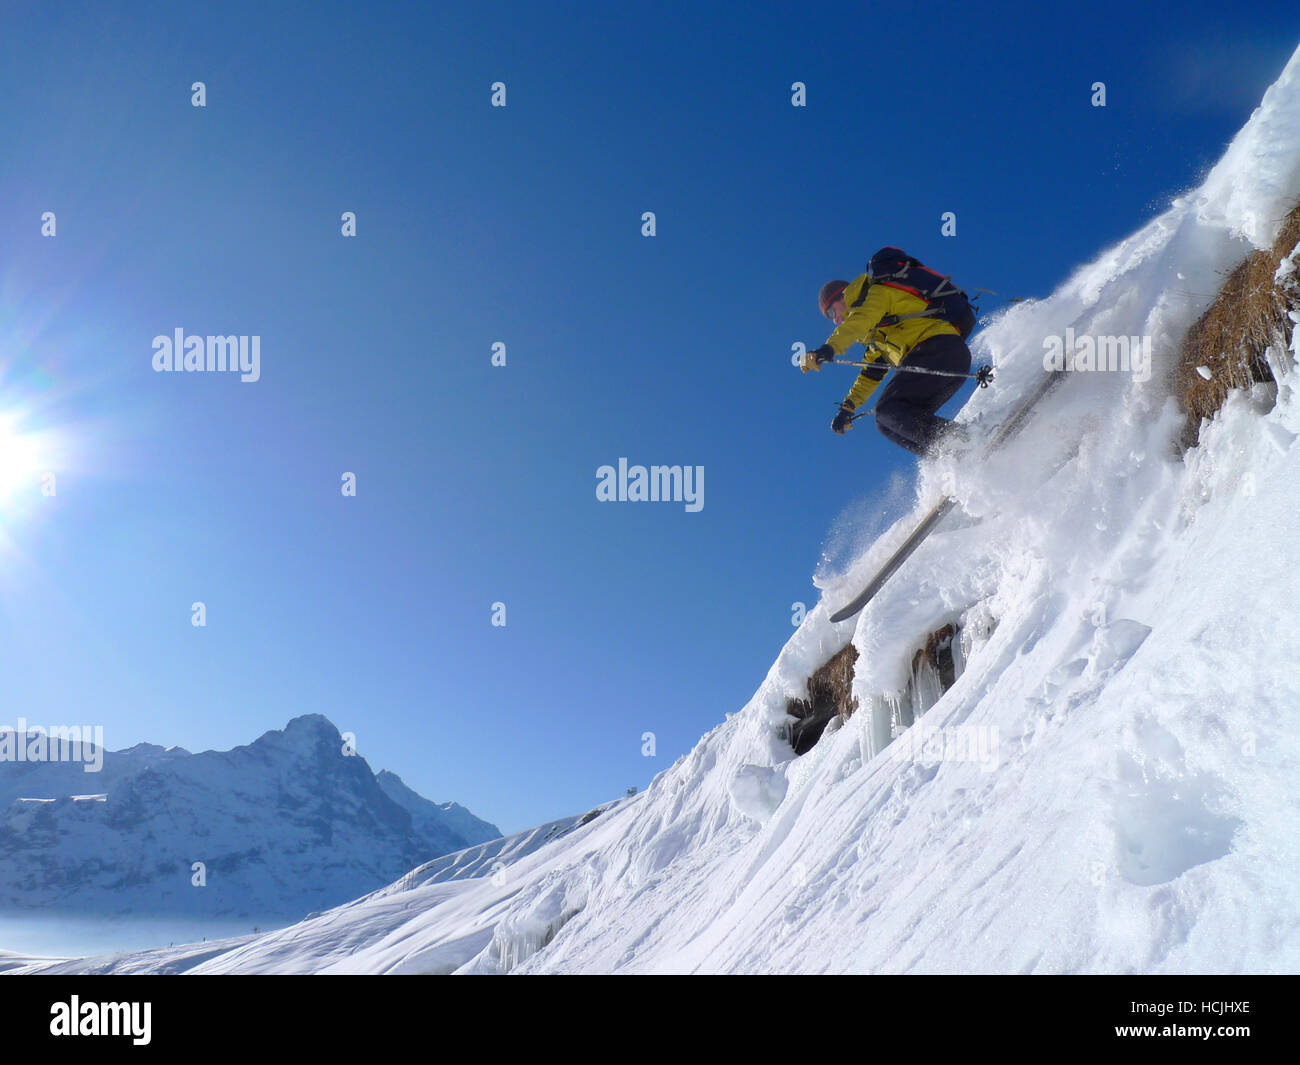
[863,246,977,339]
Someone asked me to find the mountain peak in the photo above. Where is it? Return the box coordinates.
[281,713,340,738]
[244,715,345,760]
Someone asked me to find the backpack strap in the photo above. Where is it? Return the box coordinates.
[850,274,873,308]
[877,307,943,328]
[852,255,918,307]
[857,254,975,330]
[872,272,967,324]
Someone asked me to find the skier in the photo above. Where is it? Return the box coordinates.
[801,248,973,456]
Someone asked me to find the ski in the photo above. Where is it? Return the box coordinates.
[828,371,1066,624]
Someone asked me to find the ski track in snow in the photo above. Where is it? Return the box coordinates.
[8,43,1300,977]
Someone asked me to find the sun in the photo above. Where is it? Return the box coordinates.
[0,412,46,501]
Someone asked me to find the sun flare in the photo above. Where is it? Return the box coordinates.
[0,412,47,501]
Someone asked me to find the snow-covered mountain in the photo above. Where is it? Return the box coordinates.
[375,769,499,852]
[8,42,1300,976]
[0,714,500,921]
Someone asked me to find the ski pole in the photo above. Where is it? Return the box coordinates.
[828,360,995,387]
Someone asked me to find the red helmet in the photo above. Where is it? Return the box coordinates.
[818,280,848,319]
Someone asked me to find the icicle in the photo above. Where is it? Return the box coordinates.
[911,656,945,722]
[950,625,968,681]
[857,693,895,761]
[884,691,906,739]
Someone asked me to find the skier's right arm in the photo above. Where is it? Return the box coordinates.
[806,280,894,384]
[827,283,891,356]
[828,282,893,406]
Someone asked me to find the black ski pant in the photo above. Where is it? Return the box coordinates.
[873,333,971,456]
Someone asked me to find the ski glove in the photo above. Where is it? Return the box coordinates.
[831,401,855,434]
[800,344,835,373]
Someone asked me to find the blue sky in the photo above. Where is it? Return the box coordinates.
[0,0,1295,834]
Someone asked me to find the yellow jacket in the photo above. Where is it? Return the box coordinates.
[824,273,960,408]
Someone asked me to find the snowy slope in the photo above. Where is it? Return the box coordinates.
[9,42,1300,976]
[5,805,616,974]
